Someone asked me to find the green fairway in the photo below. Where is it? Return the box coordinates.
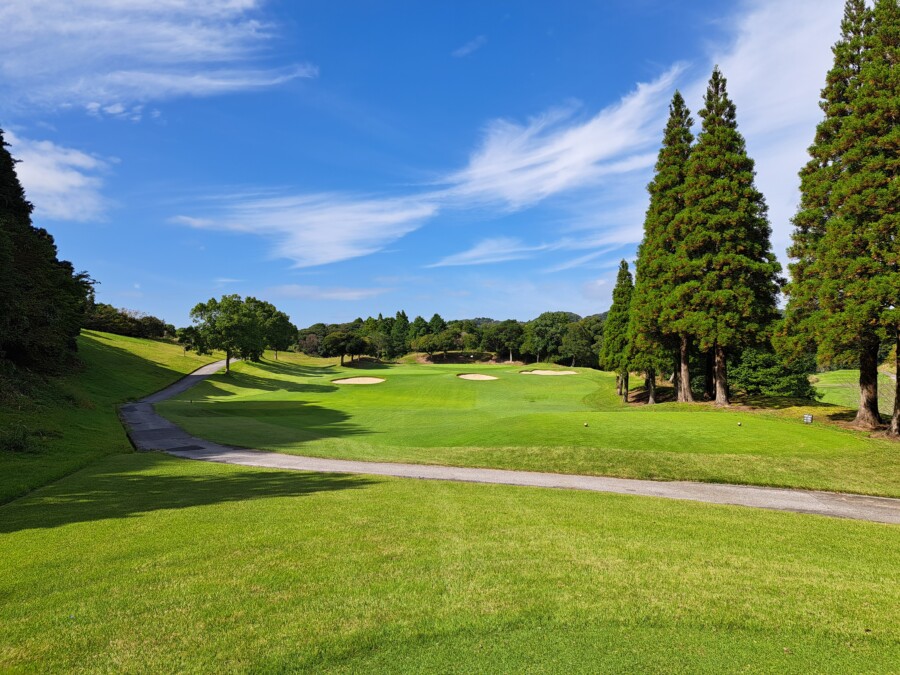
[158,355,900,497]
[0,330,218,503]
[813,369,896,418]
[1,452,897,672]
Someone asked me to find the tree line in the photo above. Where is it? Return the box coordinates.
[296,311,606,367]
[600,0,898,436]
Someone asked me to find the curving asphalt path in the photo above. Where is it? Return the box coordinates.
[118,360,900,525]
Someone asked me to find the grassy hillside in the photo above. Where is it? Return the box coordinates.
[814,369,896,418]
[1,452,897,672]
[0,330,219,503]
[159,354,900,496]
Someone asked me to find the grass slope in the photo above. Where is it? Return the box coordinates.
[0,330,218,503]
[1,452,897,672]
[814,369,896,418]
[159,355,900,496]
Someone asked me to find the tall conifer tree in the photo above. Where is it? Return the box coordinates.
[630,91,695,403]
[600,260,634,402]
[671,68,782,406]
[784,0,897,430]
[0,128,91,367]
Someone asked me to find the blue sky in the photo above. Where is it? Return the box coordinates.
[2,0,845,328]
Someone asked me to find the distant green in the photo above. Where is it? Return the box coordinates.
[1,452,897,673]
[0,330,217,503]
[159,355,900,496]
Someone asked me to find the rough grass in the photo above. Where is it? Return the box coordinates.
[0,330,219,503]
[158,355,900,496]
[1,452,897,673]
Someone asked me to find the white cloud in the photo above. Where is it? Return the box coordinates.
[0,0,316,113]
[442,66,683,209]
[685,0,844,260]
[174,193,439,268]
[270,284,391,302]
[452,35,487,58]
[5,130,108,221]
[427,237,551,268]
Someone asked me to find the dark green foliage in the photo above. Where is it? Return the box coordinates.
[671,68,783,403]
[561,317,604,368]
[783,0,897,429]
[599,260,633,381]
[320,331,351,366]
[428,313,447,334]
[84,303,173,339]
[631,91,695,389]
[522,311,577,363]
[481,320,524,362]
[0,128,93,369]
[390,311,410,358]
[729,348,821,400]
[188,295,294,371]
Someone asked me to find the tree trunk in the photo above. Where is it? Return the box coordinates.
[677,335,694,402]
[890,332,899,437]
[714,344,728,406]
[509,348,513,363]
[571,356,576,367]
[704,349,715,401]
[855,340,882,428]
[274,350,278,360]
[225,350,231,374]
[616,375,622,397]
[622,371,629,403]
[646,369,656,405]
[340,353,345,366]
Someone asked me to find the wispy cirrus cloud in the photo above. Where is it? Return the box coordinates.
[173,68,681,268]
[173,193,438,268]
[427,237,552,268]
[5,130,109,221]
[452,35,487,58]
[0,0,316,116]
[269,284,391,302]
[442,65,682,209]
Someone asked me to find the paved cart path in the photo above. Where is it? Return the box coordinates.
[119,360,900,525]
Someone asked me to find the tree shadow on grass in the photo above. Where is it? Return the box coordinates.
[250,358,337,379]
[0,453,379,533]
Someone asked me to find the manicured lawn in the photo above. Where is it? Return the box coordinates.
[159,355,900,496]
[0,330,219,503]
[813,369,896,418]
[1,452,897,672]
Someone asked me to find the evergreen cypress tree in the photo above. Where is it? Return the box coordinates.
[630,91,694,404]
[0,128,91,367]
[600,260,634,402]
[671,68,782,406]
[784,0,897,430]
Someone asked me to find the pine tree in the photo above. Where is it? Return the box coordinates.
[630,91,695,404]
[671,68,782,405]
[600,260,634,402]
[784,0,898,430]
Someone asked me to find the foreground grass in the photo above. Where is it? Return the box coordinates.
[1,452,897,672]
[159,355,900,496]
[813,369,895,418]
[0,330,218,503]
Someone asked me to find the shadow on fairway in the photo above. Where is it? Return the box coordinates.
[251,358,337,378]
[0,453,379,533]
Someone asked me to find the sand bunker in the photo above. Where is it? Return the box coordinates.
[521,370,577,376]
[457,373,498,381]
[332,377,385,385]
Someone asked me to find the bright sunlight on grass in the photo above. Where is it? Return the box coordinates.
[158,354,900,497]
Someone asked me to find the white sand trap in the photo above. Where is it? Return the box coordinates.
[521,370,577,376]
[333,377,385,385]
[457,373,498,381]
